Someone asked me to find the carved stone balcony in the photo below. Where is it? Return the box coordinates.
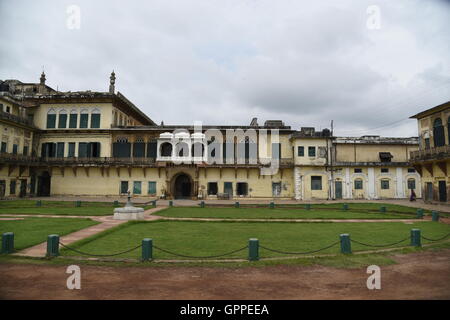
[410,145,450,162]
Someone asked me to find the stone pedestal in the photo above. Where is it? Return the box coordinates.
[113,207,145,220]
[113,193,145,220]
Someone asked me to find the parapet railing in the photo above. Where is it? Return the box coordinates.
[410,145,450,161]
[0,110,35,127]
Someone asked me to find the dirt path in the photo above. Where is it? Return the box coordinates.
[1,249,449,300]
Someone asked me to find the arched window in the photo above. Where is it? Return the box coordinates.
[91,108,101,128]
[354,179,363,190]
[160,142,173,157]
[80,109,89,128]
[176,142,189,157]
[46,109,56,128]
[58,109,67,128]
[407,178,416,190]
[113,112,118,126]
[433,118,445,147]
[191,142,205,157]
[69,109,78,128]
[448,117,450,146]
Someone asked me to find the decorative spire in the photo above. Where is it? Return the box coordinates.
[109,70,116,94]
[40,71,46,85]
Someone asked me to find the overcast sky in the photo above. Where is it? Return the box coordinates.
[1,0,449,136]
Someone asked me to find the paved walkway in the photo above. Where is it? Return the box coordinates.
[14,207,165,258]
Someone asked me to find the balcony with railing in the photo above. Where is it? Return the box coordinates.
[0,110,34,127]
[0,153,296,168]
[410,145,450,162]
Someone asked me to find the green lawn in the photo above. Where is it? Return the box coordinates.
[0,200,151,216]
[0,217,99,250]
[237,202,431,213]
[157,207,416,219]
[60,220,450,260]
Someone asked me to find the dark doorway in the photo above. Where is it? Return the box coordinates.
[19,179,27,198]
[438,180,447,202]
[37,171,51,196]
[335,181,343,199]
[173,174,192,199]
[0,180,5,198]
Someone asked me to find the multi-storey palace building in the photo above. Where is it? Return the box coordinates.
[0,72,424,200]
[410,101,450,203]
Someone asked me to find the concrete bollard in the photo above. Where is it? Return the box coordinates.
[432,211,439,222]
[1,232,14,254]
[340,234,352,254]
[410,229,421,247]
[75,200,81,207]
[36,200,42,207]
[343,203,349,211]
[416,209,424,219]
[235,201,240,208]
[248,238,259,261]
[46,234,60,257]
[142,238,153,261]
[269,201,275,209]
[200,201,205,208]
[169,200,173,207]
[380,206,387,213]
[305,204,311,210]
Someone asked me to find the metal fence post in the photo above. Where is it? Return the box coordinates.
[235,201,240,208]
[75,200,81,207]
[248,238,259,261]
[151,200,157,207]
[343,203,349,211]
[432,211,439,222]
[416,209,424,219]
[380,206,387,213]
[200,201,205,208]
[113,200,119,207]
[36,200,42,207]
[340,234,352,254]
[46,234,60,257]
[410,229,421,247]
[169,200,173,207]
[269,202,275,209]
[1,232,14,254]
[305,204,311,210]
[142,238,153,261]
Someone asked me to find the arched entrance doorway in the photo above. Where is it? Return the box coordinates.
[172,173,193,199]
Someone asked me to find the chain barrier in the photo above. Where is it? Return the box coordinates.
[350,237,409,248]
[421,233,450,242]
[59,241,142,257]
[259,241,339,255]
[153,245,248,259]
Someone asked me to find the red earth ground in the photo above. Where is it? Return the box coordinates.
[0,249,449,300]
